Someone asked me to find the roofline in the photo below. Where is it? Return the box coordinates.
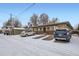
[31,21,73,29]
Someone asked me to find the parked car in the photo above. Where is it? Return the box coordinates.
[20,31,36,37]
[27,32,36,36]
[3,29,10,35]
[20,31,27,37]
[54,29,71,42]
[4,30,10,35]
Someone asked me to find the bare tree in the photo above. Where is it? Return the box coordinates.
[2,19,12,28]
[30,14,38,26]
[77,24,79,30]
[3,17,22,28]
[14,19,22,27]
[76,24,79,30]
[28,22,32,27]
[52,18,58,24]
[39,13,48,25]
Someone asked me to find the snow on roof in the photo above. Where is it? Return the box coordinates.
[13,28,25,30]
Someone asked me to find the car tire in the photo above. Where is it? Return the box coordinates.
[55,39,58,41]
[70,36,72,39]
[4,33,5,35]
[66,39,70,42]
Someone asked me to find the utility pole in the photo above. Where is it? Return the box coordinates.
[10,13,12,20]
[10,13,14,35]
[10,13,15,27]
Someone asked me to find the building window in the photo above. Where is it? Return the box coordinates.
[50,26,54,30]
[34,28,37,31]
[47,27,49,30]
[40,28,41,30]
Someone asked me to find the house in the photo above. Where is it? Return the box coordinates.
[11,28,25,35]
[30,21,73,34]
[2,26,25,35]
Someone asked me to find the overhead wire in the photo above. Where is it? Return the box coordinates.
[15,3,36,17]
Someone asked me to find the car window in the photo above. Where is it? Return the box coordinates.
[55,30,68,34]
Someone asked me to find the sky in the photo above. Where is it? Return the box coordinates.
[0,3,79,28]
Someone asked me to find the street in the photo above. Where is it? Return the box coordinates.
[0,34,79,56]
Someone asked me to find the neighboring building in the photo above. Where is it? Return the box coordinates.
[30,21,73,34]
[2,26,13,35]
[11,28,25,35]
[2,26,25,35]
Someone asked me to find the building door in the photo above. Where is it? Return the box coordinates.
[43,27,46,33]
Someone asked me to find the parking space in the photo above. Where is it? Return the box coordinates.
[0,34,79,56]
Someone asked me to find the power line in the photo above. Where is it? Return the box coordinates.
[15,3,36,17]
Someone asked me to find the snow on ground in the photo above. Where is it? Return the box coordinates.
[0,34,79,56]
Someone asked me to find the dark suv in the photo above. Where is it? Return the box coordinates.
[54,29,71,42]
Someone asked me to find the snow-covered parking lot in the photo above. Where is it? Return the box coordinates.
[0,34,79,56]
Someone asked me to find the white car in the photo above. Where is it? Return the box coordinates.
[20,31,27,37]
[20,31,35,37]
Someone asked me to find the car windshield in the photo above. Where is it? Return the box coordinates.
[55,30,68,34]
